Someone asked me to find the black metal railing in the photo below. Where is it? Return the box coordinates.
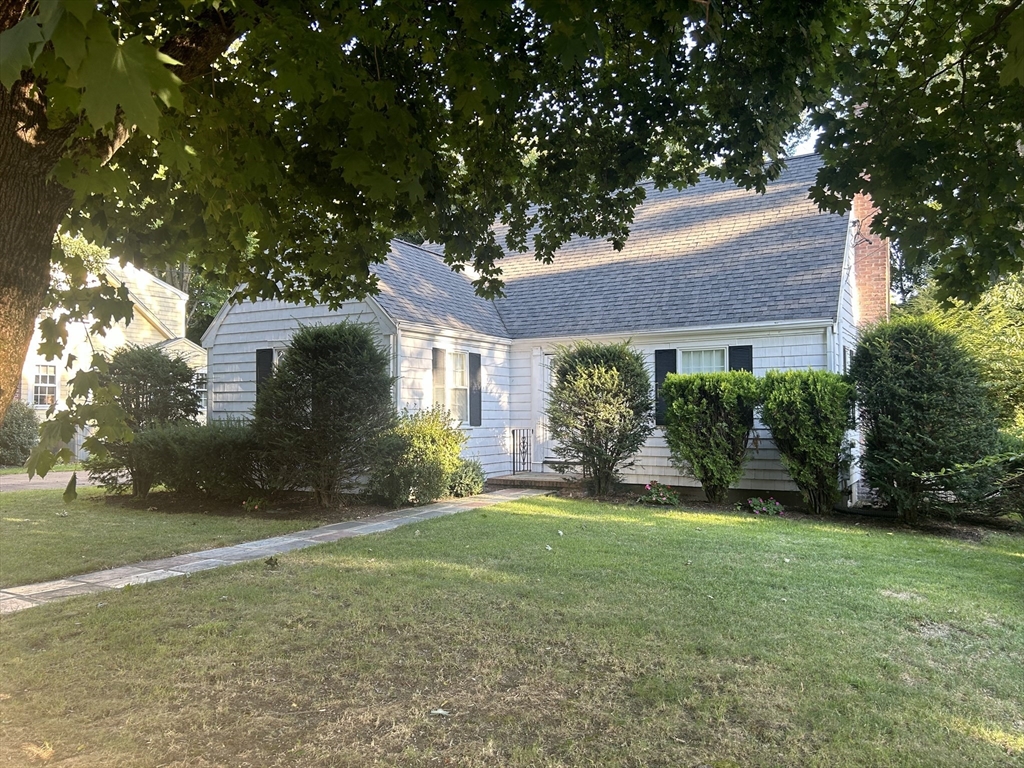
[511,428,533,474]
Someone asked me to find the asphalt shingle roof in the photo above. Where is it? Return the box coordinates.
[492,154,849,338]
[371,155,849,339]
[373,239,508,338]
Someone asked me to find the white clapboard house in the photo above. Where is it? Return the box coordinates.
[202,154,889,497]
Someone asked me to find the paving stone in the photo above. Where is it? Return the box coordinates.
[3,489,550,614]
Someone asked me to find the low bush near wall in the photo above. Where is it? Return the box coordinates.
[370,406,466,507]
[759,370,854,514]
[662,371,760,503]
[448,459,485,498]
[87,421,275,500]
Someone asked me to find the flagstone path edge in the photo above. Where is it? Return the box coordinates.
[0,488,551,615]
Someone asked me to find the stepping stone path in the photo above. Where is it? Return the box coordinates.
[1,488,549,615]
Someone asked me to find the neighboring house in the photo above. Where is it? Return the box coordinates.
[202,154,889,499]
[16,259,208,457]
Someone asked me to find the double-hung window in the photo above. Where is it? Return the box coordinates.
[654,344,753,425]
[432,348,482,427]
[33,365,57,406]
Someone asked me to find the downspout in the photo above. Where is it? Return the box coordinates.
[393,322,402,411]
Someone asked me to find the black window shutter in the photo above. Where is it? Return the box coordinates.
[654,349,676,426]
[469,353,482,426]
[729,345,753,372]
[255,348,274,394]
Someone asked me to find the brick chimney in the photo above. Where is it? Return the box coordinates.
[852,193,890,325]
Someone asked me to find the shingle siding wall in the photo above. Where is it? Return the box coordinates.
[398,330,512,478]
[206,298,393,420]
[509,326,831,492]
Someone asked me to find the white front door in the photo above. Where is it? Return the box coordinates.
[538,352,557,468]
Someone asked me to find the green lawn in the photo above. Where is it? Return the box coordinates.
[2,497,1022,767]
[0,488,366,588]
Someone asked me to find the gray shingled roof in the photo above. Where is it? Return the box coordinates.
[492,154,849,338]
[372,155,849,339]
[373,239,508,337]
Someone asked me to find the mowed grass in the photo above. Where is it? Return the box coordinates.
[0,488,358,588]
[2,497,1022,767]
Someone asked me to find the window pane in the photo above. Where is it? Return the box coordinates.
[451,389,469,422]
[451,353,467,388]
[678,349,725,375]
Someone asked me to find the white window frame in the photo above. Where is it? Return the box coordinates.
[676,346,728,375]
[33,364,57,407]
[433,349,471,425]
[195,372,208,412]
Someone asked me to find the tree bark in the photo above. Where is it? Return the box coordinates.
[0,80,75,420]
[0,7,240,421]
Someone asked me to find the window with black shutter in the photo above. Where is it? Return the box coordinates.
[469,353,482,427]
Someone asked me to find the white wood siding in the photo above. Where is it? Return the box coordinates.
[509,323,832,492]
[205,298,394,420]
[397,328,512,478]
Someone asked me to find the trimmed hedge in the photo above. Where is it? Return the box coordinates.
[662,371,760,503]
[760,370,854,514]
[448,458,485,498]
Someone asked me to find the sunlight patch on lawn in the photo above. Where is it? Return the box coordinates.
[946,716,1024,754]
[296,552,525,585]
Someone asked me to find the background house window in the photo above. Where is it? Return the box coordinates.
[33,365,57,406]
[449,352,469,422]
[678,348,727,374]
[195,373,208,411]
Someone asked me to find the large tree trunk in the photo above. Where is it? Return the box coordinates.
[0,81,75,420]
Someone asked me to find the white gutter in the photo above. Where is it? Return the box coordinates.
[515,318,836,347]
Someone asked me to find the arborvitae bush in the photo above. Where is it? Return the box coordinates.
[253,323,395,507]
[370,406,465,507]
[546,341,654,496]
[662,371,760,503]
[0,401,39,467]
[849,316,1000,523]
[85,345,201,497]
[760,370,854,514]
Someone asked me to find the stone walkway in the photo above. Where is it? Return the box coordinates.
[0,488,550,615]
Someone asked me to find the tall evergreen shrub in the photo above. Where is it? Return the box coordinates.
[760,370,854,514]
[546,341,654,495]
[253,322,395,507]
[849,316,1000,523]
[662,371,760,502]
[0,401,38,467]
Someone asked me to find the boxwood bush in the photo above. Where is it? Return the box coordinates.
[662,371,760,503]
[760,370,854,514]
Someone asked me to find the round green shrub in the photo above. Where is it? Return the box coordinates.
[547,341,654,496]
[370,406,465,507]
[662,371,760,503]
[760,370,854,514]
[0,401,39,467]
[849,316,1000,523]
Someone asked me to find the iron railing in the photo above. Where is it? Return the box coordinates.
[511,428,534,474]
